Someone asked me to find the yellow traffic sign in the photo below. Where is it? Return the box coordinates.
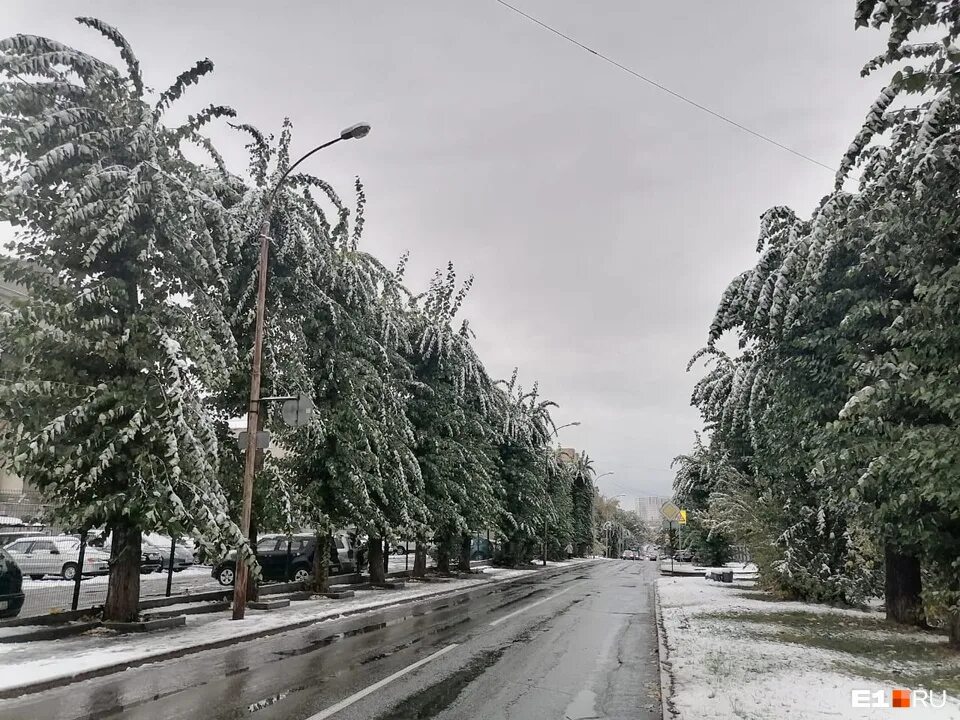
[660,501,681,522]
[678,510,687,525]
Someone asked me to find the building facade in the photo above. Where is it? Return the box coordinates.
[636,495,671,535]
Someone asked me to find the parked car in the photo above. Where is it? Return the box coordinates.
[3,535,110,580]
[89,535,163,574]
[470,537,494,561]
[143,534,195,573]
[389,539,437,555]
[0,529,43,547]
[212,531,360,586]
[0,545,24,618]
[672,549,694,563]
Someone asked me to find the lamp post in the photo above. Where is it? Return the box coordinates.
[232,122,371,621]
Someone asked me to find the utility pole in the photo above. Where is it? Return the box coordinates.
[232,123,370,620]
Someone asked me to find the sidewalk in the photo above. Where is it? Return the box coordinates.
[0,560,593,698]
[656,575,960,719]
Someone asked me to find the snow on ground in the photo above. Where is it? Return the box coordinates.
[658,576,960,719]
[0,564,550,695]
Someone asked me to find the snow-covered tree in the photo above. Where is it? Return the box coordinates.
[686,0,960,639]
[402,263,502,573]
[0,19,248,620]
[568,451,596,557]
[493,371,561,565]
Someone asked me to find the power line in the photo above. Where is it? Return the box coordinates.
[492,0,838,174]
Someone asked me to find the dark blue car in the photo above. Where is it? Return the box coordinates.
[0,545,24,618]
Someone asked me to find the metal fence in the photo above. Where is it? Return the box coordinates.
[2,493,494,621]
[0,492,221,620]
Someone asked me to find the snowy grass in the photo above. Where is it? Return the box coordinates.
[658,576,960,719]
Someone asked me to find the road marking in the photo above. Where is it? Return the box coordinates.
[306,643,459,720]
[488,582,585,627]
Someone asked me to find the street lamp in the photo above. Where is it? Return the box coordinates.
[232,122,371,621]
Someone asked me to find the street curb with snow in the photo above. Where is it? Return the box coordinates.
[0,560,593,700]
[654,582,677,720]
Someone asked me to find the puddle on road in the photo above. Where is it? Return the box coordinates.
[359,618,471,665]
[565,689,599,720]
[374,647,507,720]
[273,597,475,660]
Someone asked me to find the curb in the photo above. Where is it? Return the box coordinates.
[654,580,679,720]
[0,561,592,700]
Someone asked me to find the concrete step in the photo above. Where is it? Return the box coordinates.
[248,599,290,611]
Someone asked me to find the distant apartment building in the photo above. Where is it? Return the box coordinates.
[636,495,671,532]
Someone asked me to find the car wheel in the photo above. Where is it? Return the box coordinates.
[61,562,78,581]
[293,566,311,583]
[217,567,235,586]
[29,574,43,580]
[173,568,184,573]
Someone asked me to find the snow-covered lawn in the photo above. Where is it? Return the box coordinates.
[0,565,542,695]
[658,576,960,719]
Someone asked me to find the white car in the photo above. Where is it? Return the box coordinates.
[4,536,110,580]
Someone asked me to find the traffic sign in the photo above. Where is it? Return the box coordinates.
[282,393,314,428]
[678,510,687,525]
[238,430,271,450]
[660,501,681,522]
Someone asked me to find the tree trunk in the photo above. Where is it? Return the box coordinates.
[312,530,330,593]
[459,533,472,573]
[103,521,141,622]
[436,533,451,574]
[945,608,960,648]
[368,538,385,585]
[504,539,519,567]
[412,543,427,578]
[884,545,924,626]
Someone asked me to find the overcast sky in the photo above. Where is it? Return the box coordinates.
[2,2,889,509]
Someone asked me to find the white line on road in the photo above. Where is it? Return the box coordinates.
[306,643,459,720]
[489,581,586,627]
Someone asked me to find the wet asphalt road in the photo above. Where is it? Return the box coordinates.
[1,559,661,720]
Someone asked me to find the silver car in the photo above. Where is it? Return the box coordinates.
[3,536,110,580]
